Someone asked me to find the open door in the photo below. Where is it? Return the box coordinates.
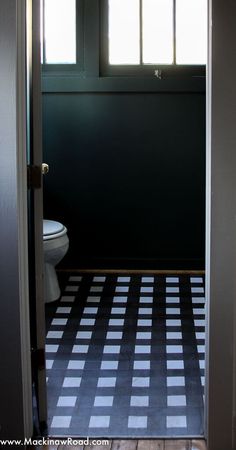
[26,0,47,431]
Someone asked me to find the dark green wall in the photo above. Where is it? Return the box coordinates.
[42,90,205,269]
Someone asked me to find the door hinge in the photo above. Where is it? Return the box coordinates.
[27,164,42,189]
[31,347,46,371]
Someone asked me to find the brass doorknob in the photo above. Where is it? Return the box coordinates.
[42,163,49,175]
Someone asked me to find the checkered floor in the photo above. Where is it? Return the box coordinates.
[45,273,205,437]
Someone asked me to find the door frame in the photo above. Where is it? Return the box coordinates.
[1,0,236,447]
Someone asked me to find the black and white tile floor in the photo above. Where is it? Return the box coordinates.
[45,273,205,437]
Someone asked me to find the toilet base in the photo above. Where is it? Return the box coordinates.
[44,263,61,303]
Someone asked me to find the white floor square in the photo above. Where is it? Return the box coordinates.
[65,286,78,292]
[83,307,98,315]
[167,376,185,387]
[133,361,150,370]
[56,307,71,314]
[192,297,205,304]
[139,297,153,304]
[89,416,110,428]
[166,416,187,428]
[51,318,68,326]
[136,332,152,340]
[60,296,76,303]
[141,277,154,283]
[111,307,126,315]
[137,319,152,326]
[57,396,77,407]
[130,396,149,407]
[103,345,121,354]
[166,297,180,304]
[117,277,130,282]
[138,308,152,315]
[166,308,180,315]
[166,332,182,339]
[167,360,184,370]
[90,286,103,293]
[135,345,151,354]
[97,377,116,387]
[67,360,85,370]
[94,396,114,407]
[45,344,59,353]
[166,319,181,326]
[46,360,54,369]
[166,345,183,354]
[62,377,81,387]
[109,319,124,326]
[115,286,129,293]
[166,277,179,283]
[47,331,63,339]
[80,318,95,326]
[101,361,119,370]
[106,331,123,339]
[193,308,205,315]
[140,287,153,293]
[87,296,101,303]
[76,331,92,339]
[132,377,150,387]
[128,416,147,428]
[166,287,179,293]
[69,276,82,282]
[72,345,89,353]
[167,395,186,406]
[51,416,72,428]
[93,276,106,282]
[113,296,128,303]
[191,287,204,293]
[190,277,203,283]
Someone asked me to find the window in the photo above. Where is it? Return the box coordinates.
[40,0,84,72]
[102,0,207,76]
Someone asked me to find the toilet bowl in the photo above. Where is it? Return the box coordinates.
[43,220,69,303]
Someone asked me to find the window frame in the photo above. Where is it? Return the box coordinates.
[100,0,206,78]
[41,0,85,75]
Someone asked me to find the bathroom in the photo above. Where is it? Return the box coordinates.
[42,0,206,440]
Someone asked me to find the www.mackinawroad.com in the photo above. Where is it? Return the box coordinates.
[0,437,110,446]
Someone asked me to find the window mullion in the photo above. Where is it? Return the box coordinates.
[140,0,143,65]
[173,0,176,64]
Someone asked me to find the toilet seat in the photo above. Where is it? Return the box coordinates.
[43,220,67,241]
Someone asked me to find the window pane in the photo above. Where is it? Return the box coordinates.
[176,0,207,65]
[109,0,140,65]
[143,0,173,64]
[44,0,76,64]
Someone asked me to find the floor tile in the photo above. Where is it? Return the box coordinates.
[57,396,77,407]
[89,416,110,428]
[130,396,149,407]
[94,396,114,407]
[51,416,72,428]
[128,416,148,428]
[97,377,116,387]
[166,416,187,428]
[167,395,186,406]
[62,377,81,387]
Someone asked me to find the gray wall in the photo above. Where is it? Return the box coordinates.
[0,0,32,440]
[206,0,236,449]
[42,89,206,269]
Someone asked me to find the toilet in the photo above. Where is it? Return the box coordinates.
[43,219,69,303]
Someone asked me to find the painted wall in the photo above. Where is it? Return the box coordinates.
[42,89,205,269]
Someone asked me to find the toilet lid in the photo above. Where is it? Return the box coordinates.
[43,220,64,237]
